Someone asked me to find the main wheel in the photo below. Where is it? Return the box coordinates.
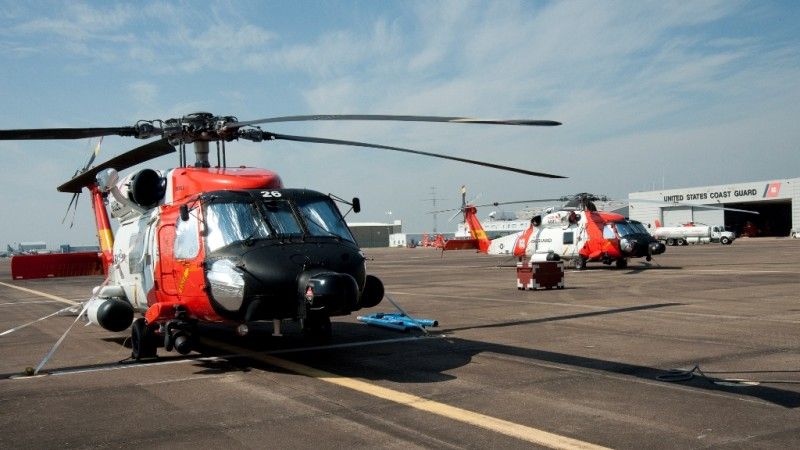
[303,313,332,342]
[131,318,158,360]
[677,238,686,246]
[615,258,628,269]
[574,257,587,270]
[666,238,675,246]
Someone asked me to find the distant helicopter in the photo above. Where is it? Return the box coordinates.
[440,193,667,269]
[0,112,563,361]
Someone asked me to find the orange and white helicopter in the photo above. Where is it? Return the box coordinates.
[442,193,667,269]
[419,233,447,248]
[1,112,563,362]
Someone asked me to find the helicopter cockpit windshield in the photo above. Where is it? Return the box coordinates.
[205,201,272,252]
[204,191,355,252]
[294,197,354,240]
[614,220,650,237]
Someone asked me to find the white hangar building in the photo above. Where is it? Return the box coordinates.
[629,177,799,237]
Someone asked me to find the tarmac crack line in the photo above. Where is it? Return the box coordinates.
[478,352,780,409]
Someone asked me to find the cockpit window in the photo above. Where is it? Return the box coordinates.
[203,194,354,251]
[260,200,303,236]
[295,197,355,242]
[205,202,270,252]
[614,221,650,237]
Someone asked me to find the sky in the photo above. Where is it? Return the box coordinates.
[1,0,799,247]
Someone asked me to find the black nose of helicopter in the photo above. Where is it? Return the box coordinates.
[206,241,374,321]
[297,269,360,314]
[620,237,665,258]
[649,241,666,255]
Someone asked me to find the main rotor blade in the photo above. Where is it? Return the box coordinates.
[428,198,563,214]
[228,114,562,129]
[628,198,760,214]
[58,138,175,193]
[477,198,564,208]
[0,127,136,140]
[428,207,462,214]
[265,132,566,179]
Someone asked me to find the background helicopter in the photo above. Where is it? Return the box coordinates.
[441,191,759,269]
[441,192,664,269]
[0,112,563,361]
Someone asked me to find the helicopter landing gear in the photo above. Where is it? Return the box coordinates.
[130,318,158,360]
[303,312,332,342]
[615,258,628,269]
[164,320,195,355]
[574,257,587,270]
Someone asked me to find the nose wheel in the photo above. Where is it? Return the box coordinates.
[303,312,332,342]
[130,318,159,360]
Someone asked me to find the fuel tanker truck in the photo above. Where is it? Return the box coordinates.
[652,221,736,246]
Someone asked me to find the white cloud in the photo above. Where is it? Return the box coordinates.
[129,81,159,109]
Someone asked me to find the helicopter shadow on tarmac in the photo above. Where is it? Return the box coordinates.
[179,304,800,409]
[9,303,800,409]
[622,262,684,275]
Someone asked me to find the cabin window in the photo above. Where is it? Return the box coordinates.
[603,224,616,239]
[563,232,574,244]
[174,209,200,259]
[128,224,147,272]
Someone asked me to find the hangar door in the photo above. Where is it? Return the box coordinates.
[661,207,692,226]
[692,208,724,227]
[724,199,792,237]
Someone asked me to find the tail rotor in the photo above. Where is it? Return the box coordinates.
[61,137,103,227]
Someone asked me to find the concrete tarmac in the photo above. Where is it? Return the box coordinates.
[1,238,799,448]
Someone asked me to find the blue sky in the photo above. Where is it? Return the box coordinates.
[1,0,799,246]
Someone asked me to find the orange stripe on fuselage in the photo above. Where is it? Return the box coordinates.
[514,226,534,257]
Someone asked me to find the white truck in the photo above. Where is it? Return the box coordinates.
[653,223,735,246]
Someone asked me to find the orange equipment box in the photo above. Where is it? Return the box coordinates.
[516,260,564,290]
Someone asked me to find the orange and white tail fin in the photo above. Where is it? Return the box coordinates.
[463,206,491,253]
[90,185,114,274]
[654,219,662,229]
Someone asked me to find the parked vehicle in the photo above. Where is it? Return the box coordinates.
[652,221,735,246]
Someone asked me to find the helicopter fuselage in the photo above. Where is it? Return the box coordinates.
[462,205,666,267]
[98,167,382,334]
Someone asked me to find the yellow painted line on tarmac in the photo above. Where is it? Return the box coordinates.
[207,339,608,450]
[0,281,79,306]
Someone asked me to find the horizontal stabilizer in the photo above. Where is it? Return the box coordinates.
[11,252,103,280]
[443,239,480,251]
